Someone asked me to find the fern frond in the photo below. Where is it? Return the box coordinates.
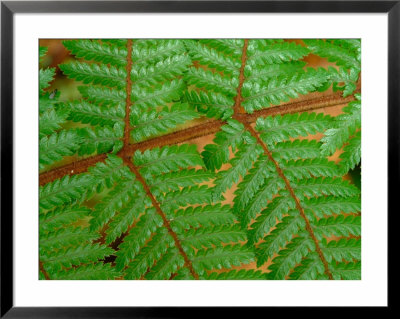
[293,177,360,199]
[124,228,173,279]
[89,178,140,231]
[131,103,198,142]
[239,176,285,227]
[134,144,204,175]
[191,245,254,276]
[76,123,123,156]
[39,38,361,280]
[40,226,99,251]
[304,39,360,70]
[63,39,127,67]
[246,41,309,66]
[53,263,123,280]
[330,261,361,280]
[303,196,360,218]
[179,225,246,249]
[159,185,215,213]
[202,119,251,170]
[39,68,56,92]
[321,96,361,156]
[320,238,361,262]
[256,215,306,266]
[312,215,361,241]
[267,232,315,280]
[39,108,69,138]
[242,68,330,113]
[185,40,241,75]
[115,208,163,271]
[78,86,125,107]
[271,139,322,161]
[289,252,325,280]
[233,156,275,214]
[132,78,184,110]
[304,39,360,97]
[168,204,237,232]
[339,130,361,174]
[131,54,190,87]
[145,247,184,280]
[248,196,296,244]
[39,174,94,210]
[186,67,238,97]
[282,158,338,179]
[149,168,213,193]
[256,112,332,145]
[184,90,234,120]
[41,243,114,273]
[245,61,306,82]
[39,130,82,170]
[198,39,244,57]
[213,142,263,197]
[87,154,133,193]
[60,100,125,127]
[40,205,91,232]
[204,269,268,280]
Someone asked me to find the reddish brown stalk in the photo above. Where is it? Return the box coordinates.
[232,40,333,279]
[39,154,107,186]
[39,92,354,186]
[233,39,248,114]
[39,260,50,280]
[244,123,334,280]
[123,158,200,280]
[117,39,199,280]
[122,39,134,149]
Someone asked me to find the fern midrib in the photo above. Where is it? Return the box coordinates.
[117,40,200,280]
[234,39,248,114]
[122,40,134,147]
[125,158,199,280]
[39,94,354,186]
[245,123,334,280]
[39,260,51,280]
[232,40,334,280]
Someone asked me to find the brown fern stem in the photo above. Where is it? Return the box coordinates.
[231,39,333,279]
[243,123,334,280]
[39,260,50,280]
[38,92,354,186]
[118,39,199,280]
[124,158,200,280]
[122,39,133,148]
[234,39,248,114]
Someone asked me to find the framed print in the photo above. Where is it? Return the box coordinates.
[1,0,394,317]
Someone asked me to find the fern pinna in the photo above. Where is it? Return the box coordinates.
[39,39,361,280]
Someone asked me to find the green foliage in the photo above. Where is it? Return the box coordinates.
[39,39,361,280]
[205,110,361,280]
[304,39,361,97]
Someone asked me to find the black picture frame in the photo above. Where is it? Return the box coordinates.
[1,1,394,317]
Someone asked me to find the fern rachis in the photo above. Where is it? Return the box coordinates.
[39,38,361,280]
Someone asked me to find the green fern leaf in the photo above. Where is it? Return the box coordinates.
[289,252,325,280]
[192,245,254,276]
[256,112,332,145]
[60,100,125,127]
[256,215,305,266]
[134,144,204,175]
[267,232,315,280]
[312,215,361,241]
[131,103,199,142]
[53,263,123,280]
[63,39,127,67]
[242,68,330,113]
[320,238,361,262]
